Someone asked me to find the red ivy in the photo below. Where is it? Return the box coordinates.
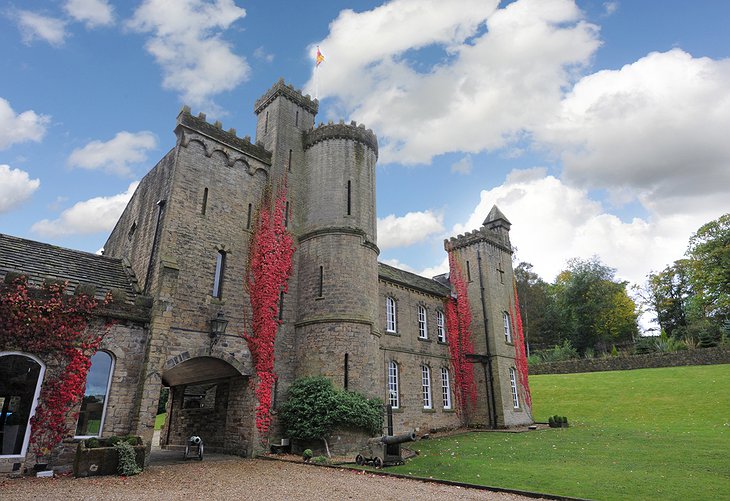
[243,182,295,437]
[510,283,532,408]
[445,253,478,419]
[0,277,102,457]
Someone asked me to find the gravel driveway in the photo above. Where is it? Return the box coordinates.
[1,458,545,500]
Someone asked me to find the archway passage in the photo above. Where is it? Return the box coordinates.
[0,354,43,456]
[160,357,250,456]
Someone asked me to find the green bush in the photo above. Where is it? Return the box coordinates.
[302,449,313,462]
[611,345,619,357]
[85,438,100,449]
[634,336,658,354]
[311,455,329,464]
[114,441,141,476]
[536,340,579,363]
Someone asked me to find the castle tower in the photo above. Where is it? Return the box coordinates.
[294,121,381,397]
[445,205,532,427]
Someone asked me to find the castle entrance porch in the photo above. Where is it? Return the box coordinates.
[160,356,252,457]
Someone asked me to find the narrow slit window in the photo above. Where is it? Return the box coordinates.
[127,222,137,241]
[247,203,253,229]
[264,111,269,133]
[288,149,293,172]
[295,110,299,126]
[344,353,349,390]
[278,291,285,320]
[284,201,290,228]
[318,265,324,297]
[201,187,208,215]
[347,180,351,216]
[466,260,472,282]
[212,250,226,298]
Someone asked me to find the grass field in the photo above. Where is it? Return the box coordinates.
[154,413,166,431]
[387,365,730,500]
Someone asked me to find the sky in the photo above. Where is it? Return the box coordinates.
[1,0,729,327]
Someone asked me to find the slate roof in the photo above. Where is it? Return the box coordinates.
[0,234,139,305]
[378,262,451,297]
[483,205,511,226]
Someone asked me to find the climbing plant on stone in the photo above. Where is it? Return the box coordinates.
[243,181,295,437]
[0,276,103,457]
[510,282,532,408]
[445,253,478,420]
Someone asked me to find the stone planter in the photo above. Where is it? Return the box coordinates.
[73,437,145,477]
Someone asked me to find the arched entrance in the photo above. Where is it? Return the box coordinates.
[0,352,46,458]
[160,356,250,456]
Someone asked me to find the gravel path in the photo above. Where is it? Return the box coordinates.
[1,458,545,500]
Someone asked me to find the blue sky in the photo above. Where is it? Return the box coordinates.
[1,0,729,318]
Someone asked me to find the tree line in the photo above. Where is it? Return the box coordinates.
[516,213,729,358]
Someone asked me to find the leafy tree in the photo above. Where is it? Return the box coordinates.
[643,260,691,338]
[514,262,549,352]
[686,213,730,323]
[279,376,382,457]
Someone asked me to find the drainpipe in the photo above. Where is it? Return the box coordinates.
[144,199,166,295]
[476,248,498,429]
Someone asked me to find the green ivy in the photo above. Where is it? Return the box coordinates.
[114,441,141,476]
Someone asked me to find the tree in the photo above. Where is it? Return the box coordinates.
[686,213,730,322]
[279,377,382,457]
[514,262,549,352]
[644,260,692,338]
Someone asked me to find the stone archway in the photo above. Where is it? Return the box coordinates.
[160,356,252,456]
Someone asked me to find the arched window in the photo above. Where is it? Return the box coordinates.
[417,305,428,339]
[385,297,397,333]
[75,351,114,437]
[503,311,512,343]
[0,352,45,457]
[388,361,399,409]
[441,367,452,410]
[421,365,432,409]
[436,310,446,343]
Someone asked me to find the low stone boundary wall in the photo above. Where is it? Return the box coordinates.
[529,346,730,375]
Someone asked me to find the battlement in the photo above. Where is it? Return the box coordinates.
[303,120,379,157]
[176,106,272,164]
[254,78,319,116]
[444,225,511,253]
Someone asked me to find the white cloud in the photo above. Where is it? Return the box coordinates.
[67,131,157,176]
[14,10,67,46]
[64,0,115,28]
[381,258,417,274]
[537,49,730,217]
[127,0,249,108]
[453,168,724,286]
[309,0,600,164]
[450,154,472,175]
[418,256,449,280]
[0,98,50,150]
[603,2,619,16]
[0,165,40,213]
[31,182,139,237]
[378,210,445,249]
[253,46,274,63]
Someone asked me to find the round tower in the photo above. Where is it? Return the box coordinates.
[295,121,381,397]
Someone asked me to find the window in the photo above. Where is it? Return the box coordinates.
[417,305,428,339]
[466,260,472,282]
[127,222,137,241]
[264,111,269,133]
[503,311,512,343]
[278,291,285,320]
[385,297,397,333]
[441,367,452,410]
[201,187,208,215]
[295,110,299,126]
[509,367,520,409]
[318,266,324,297]
[437,310,446,343]
[75,351,114,437]
[0,353,45,457]
[212,250,226,298]
[421,365,432,409]
[284,201,290,228]
[288,149,293,172]
[388,361,399,409]
[346,180,351,216]
[247,203,253,229]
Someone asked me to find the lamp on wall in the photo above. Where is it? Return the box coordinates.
[209,311,229,346]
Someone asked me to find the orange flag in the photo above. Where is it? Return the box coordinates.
[316,47,325,67]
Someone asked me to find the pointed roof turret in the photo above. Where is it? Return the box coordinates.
[483,205,511,228]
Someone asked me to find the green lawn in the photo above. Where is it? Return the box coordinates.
[154,413,166,430]
[388,365,730,500]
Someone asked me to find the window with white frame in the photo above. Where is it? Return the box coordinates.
[441,367,452,410]
[421,365,432,409]
[417,305,428,339]
[386,297,397,333]
[509,367,520,409]
[503,311,512,343]
[75,351,114,437]
[388,361,399,409]
[437,310,446,343]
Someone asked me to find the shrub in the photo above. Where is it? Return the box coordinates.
[114,441,141,476]
[634,336,658,355]
[311,455,329,464]
[610,345,619,357]
[108,436,122,446]
[302,449,313,462]
[538,340,579,363]
[85,438,100,449]
[527,354,542,366]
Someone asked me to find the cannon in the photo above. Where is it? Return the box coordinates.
[184,435,204,461]
[355,431,416,467]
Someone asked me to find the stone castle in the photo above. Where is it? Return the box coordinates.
[0,79,531,472]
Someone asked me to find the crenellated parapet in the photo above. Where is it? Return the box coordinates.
[303,120,378,158]
[175,106,272,168]
[254,78,319,116]
[444,225,512,254]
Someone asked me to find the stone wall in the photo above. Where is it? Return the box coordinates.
[529,346,730,375]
